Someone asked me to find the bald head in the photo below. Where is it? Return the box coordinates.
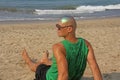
[58,16,77,28]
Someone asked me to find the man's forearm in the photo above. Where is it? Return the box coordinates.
[92,65,103,80]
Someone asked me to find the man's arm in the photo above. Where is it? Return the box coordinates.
[86,40,103,80]
[52,43,68,80]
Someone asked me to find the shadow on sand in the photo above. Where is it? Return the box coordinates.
[82,72,120,80]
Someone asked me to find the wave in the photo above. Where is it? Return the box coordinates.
[34,4,120,15]
[76,4,120,12]
[0,8,34,14]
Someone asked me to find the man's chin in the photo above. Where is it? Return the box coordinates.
[58,35,62,37]
[58,35,63,37]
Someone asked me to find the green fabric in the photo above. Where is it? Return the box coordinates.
[46,38,88,80]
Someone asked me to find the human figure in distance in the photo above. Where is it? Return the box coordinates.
[22,16,103,80]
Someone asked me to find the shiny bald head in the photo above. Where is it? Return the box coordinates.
[57,16,77,28]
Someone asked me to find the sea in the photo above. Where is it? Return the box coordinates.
[0,0,120,21]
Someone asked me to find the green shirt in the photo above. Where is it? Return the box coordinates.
[46,38,88,80]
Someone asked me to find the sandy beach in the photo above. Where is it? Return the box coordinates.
[0,17,120,80]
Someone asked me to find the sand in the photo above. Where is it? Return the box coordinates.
[0,17,120,80]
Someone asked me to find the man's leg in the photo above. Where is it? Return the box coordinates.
[22,49,52,72]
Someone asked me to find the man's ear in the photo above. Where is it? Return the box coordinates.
[67,27,73,32]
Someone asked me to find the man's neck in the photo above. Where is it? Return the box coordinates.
[64,34,78,43]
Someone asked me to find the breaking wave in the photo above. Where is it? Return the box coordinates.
[34,4,120,15]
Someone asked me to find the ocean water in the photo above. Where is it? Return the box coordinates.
[0,0,120,21]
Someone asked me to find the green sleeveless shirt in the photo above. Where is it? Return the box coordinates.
[46,38,88,80]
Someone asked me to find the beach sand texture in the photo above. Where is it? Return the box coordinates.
[0,17,120,80]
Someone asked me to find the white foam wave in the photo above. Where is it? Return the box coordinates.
[34,10,77,15]
[34,4,120,15]
[76,4,120,13]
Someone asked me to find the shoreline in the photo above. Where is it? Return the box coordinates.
[0,16,120,24]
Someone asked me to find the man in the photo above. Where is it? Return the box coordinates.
[22,16,103,80]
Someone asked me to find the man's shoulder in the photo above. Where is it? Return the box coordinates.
[84,39,92,49]
[52,42,64,50]
[52,42,66,55]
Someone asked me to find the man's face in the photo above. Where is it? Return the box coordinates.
[56,24,69,37]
